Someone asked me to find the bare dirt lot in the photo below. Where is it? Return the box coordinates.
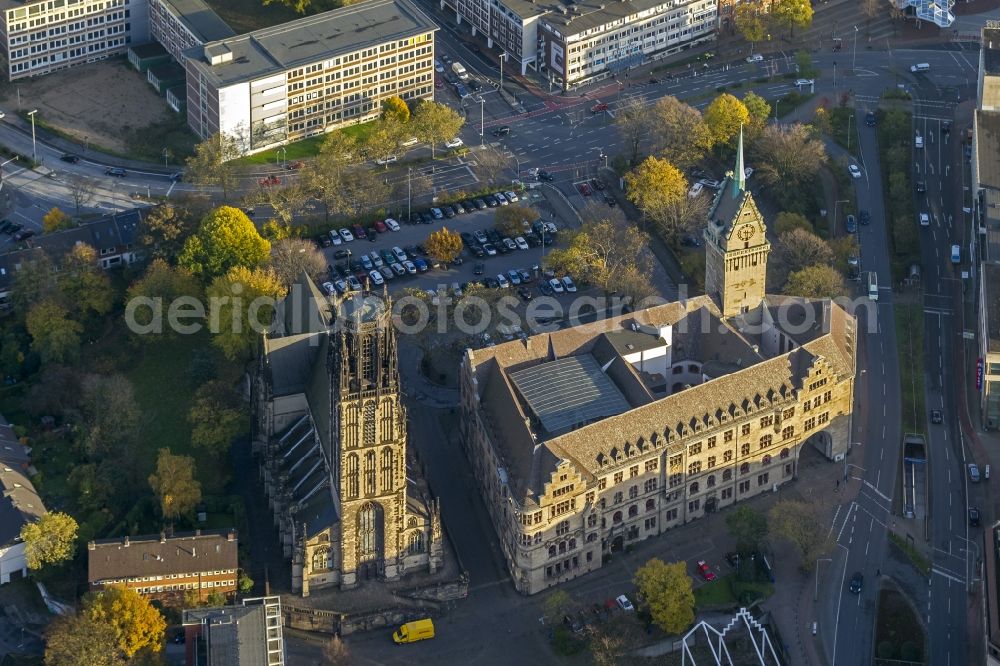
[0,57,194,160]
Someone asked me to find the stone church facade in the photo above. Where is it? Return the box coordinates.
[459,137,857,594]
[251,283,442,595]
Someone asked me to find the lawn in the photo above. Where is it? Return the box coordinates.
[874,588,925,662]
[203,0,304,34]
[237,119,377,165]
[894,303,926,436]
[694,575,737,608]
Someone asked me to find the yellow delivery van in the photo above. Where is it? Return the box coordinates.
[393,618,435,644]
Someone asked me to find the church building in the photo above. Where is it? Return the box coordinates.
[251,282,443,595]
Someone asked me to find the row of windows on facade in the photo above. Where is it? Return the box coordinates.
[568,15,711,56]
[287,71,431,110]
[9,10,126,45]
[8,0,127,31]
[344,449,395,499]
[101,569,237,584]
[285,85,431,134]
[562,6,714,46]
[309,532,425,571]
[133,579,235,594]
[10,36,124,69]
[287,56,431,92]
[286,41,433,83]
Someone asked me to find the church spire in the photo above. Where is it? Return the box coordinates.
[732,125,746,199]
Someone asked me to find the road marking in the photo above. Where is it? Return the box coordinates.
[933,566,965,585]
[863,480,891,503]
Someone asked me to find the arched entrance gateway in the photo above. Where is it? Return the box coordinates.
[357,502,384,579]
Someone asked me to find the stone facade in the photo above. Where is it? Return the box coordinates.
[458,166,855,595]
[252,281,443,595]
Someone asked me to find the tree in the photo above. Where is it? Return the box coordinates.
[0,333,24,380]
[322,635,351,666]
[424,227,463,263]
[775,228,834,278]
[148,448,202,520]
[59,243,115,317]
[45,613,125,666]
[645,96,713,168]
[725,506,768,555]
[862,0,879,20]
[542,589,573,624]
[633,558,694,634]
[268,237,327,289]
[179,206,270,279]
[245,180,311,225]
[774,212,812,235]
[83,586,166,658]
[381,96,411,124]
[26,301,82,365]
[138,204,197,261]
[42,207,73,233]
[753,124,826,209]
[547,218,650,296]
[624,156,687,237]
[188,380,245,456]
[205,266,285,360]
[494,205,539,238]
[20,512,78,569]
[126,259,201,339]
[474,146,514,185]
[363,120,402,167]
[784,264,845,298]
[67,174,98,216]
[588,622,628,666]
[185,133,244,202]
[742,92,772,136]
[812,107,832,135]
[769,499,831,570]
[613,96,649,165]
[734,1,767,52]
[412,101,464,158]
[238,571,254,593]
[80,374,142,462]
[771,0,814,36]
[9,253,58,313]
[704,93,750,147]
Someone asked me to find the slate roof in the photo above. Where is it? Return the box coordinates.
[183,602,271,666]
[88,529,238,583]
[0,415,45,548]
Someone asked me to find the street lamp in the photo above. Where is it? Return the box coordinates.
[479,97,485,147]
[277,146,287,169]
[407,167,412,222]
[499,52,508,94]
[0,156,19,186]
[852,26,859,73]
[27,110,37,164]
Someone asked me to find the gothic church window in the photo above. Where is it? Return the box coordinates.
[364,402,376,446]
[364,451,376,495]
[311,547,332,571]
[380,448,394,492]
[346,454,359,498]
[407,531,424,554]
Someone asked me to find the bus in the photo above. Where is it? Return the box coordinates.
[867,271,878,301]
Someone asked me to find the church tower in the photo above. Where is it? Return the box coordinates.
[332,293,409,588]
[703,128,771,317]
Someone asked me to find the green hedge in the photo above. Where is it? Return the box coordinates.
[875,109,919,282]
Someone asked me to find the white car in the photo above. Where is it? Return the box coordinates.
[746,54,763,63]
[495,192,509,206]
[401,136,419,147]
[549,278,565,294]
[328,230,343,245]
[434,60,444,73]
[402,260,417,275]
[515,236,529,250]
[385,218,401,232]
[375,155,397,165]
[0,110,6,120]
[915,135,924,149]
[445,137,464,148]
[795,78,814,87]
[561,276,577,293]
[504,191,519,202]
[743,167,754,179]
[616,595,635,612]
[368,269,384,286]
[496,273,510,288]
[339,227,355,242]
[321,281,337,296]
[919,212,930,227]
[688,182,705,198]
[393,246,408,262]
[848,164,862,179]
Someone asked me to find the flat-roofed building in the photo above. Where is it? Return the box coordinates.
[979,263,1000,430]
[183,0,436,154]
[182,596,284,666]
[440,0,715,90]
[0,0,149,80]
[147,0,233,64]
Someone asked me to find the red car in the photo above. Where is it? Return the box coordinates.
[286,160,304,170]
[697,560,716,582]
[591,102,608,113]
[373,219,387,233]
[259,175,281,187]
[352,224,367,240]
[577,182,593,197]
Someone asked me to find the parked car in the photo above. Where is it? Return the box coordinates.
[402,260,417,275]
[846,215,857,233]
[352,224,367,239]
[697,560,716,582]
[577,182,593,197]
[385,218,400,232]
[515,237,529,251]
[321,281,337,296]
[473,198,488,209]
[849,572,863,594]
[561,276,577,293]
[969,507,981,526]
[60,153,80,163]
[431,207,444,220]
[484,195,499,208]
[616,595,635,612]
[969,463,981,482]
[517,286,533,301]
[537,170,555,182]
[373,219,387,233]
[346,276,362,291]
[591,102,609,113]
[549,278,565,294]
[333,248,350,260]
[495,192,509,206]
[445,137,464,148]
[504,190,519,202]
[317,234,332,248]
[915,134,924,149]
[393,246,408,263]
[12,229,34,241]
[746,54,763,63]
[482,243,497,256]
[339,228,355,242]
[848,164,862,179]
[473,262,485,276]
[688,182,705,198]
[507,270,522,286]
[496,273,510,288]
[414,258,429,272]
[105,167,128,177]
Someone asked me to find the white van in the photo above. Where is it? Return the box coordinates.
[951,244,961,264]
[867,271,879,301]
[451,62,469,80]
[910,63,930,73]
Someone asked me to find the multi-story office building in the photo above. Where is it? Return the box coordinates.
[460,147,856,594]
[183,0,436,154]
[440,0,716,90]
[979,264,1000,430]
[182,597,284,666]
[88,529,239,603]
[0,0,149,80]
[148,0,232,63]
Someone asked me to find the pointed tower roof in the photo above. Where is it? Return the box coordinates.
[731,126,746,198]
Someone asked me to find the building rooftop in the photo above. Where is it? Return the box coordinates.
[0,414,45,548]
[986,264,1000,353]
[158,0,235,44]
[184,603,267,665]
[540,0,712,39]
[509,355,632,434]
[985,27,1000,76]
[88,529,238,583]
[978,111,1000,190]
[185,0,437,87]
